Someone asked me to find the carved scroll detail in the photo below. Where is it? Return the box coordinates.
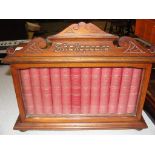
[24,37,47,53]
[6,37,48,55]
[124,41,145,53]
[119,36,145,53]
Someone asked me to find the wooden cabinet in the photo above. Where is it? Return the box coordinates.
[3,22,155,131]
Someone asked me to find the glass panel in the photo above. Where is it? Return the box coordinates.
[20,67,142,116]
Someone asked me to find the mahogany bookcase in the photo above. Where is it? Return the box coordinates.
[3,22,155,131]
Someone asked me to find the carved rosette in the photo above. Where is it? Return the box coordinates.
[118,36,145,53]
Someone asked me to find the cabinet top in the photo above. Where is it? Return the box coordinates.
[3,22,155,64]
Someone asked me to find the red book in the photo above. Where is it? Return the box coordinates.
[40,68,52,114]
[90,68,101,114]
[117,68,133,114]
[127,69,142,113]
[71,68,81,114]
[81,68,91,114]
[108,68,122,114]
[99,68,112,114]
[60,68,71,114]
[30,68,43,114]
[20,69,34,115]
[50,68,62,114]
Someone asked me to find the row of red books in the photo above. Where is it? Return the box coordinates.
[20,67,142,115]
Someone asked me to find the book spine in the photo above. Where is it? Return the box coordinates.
[30,68,43,114]
[108,68,122,114]
[90,68,101,114]
[81,68,91,114]
[20,69,34,114]
[50,68,62,114]
[60,68,71,114]
[117,68,133,114]
[127,69,142,113]
[99,68,112,114]
[71,68,81,114]
[40,68,52,114]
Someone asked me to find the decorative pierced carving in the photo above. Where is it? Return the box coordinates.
[119,37,145,53]
[52,42,110,52]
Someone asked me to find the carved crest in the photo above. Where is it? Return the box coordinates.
[5,22,155,58]
[48,22,116,38]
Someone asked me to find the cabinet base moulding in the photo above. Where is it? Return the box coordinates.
[13,116,148,131]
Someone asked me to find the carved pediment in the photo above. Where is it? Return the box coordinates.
[48,22,117,39]
[4,22,155,58]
